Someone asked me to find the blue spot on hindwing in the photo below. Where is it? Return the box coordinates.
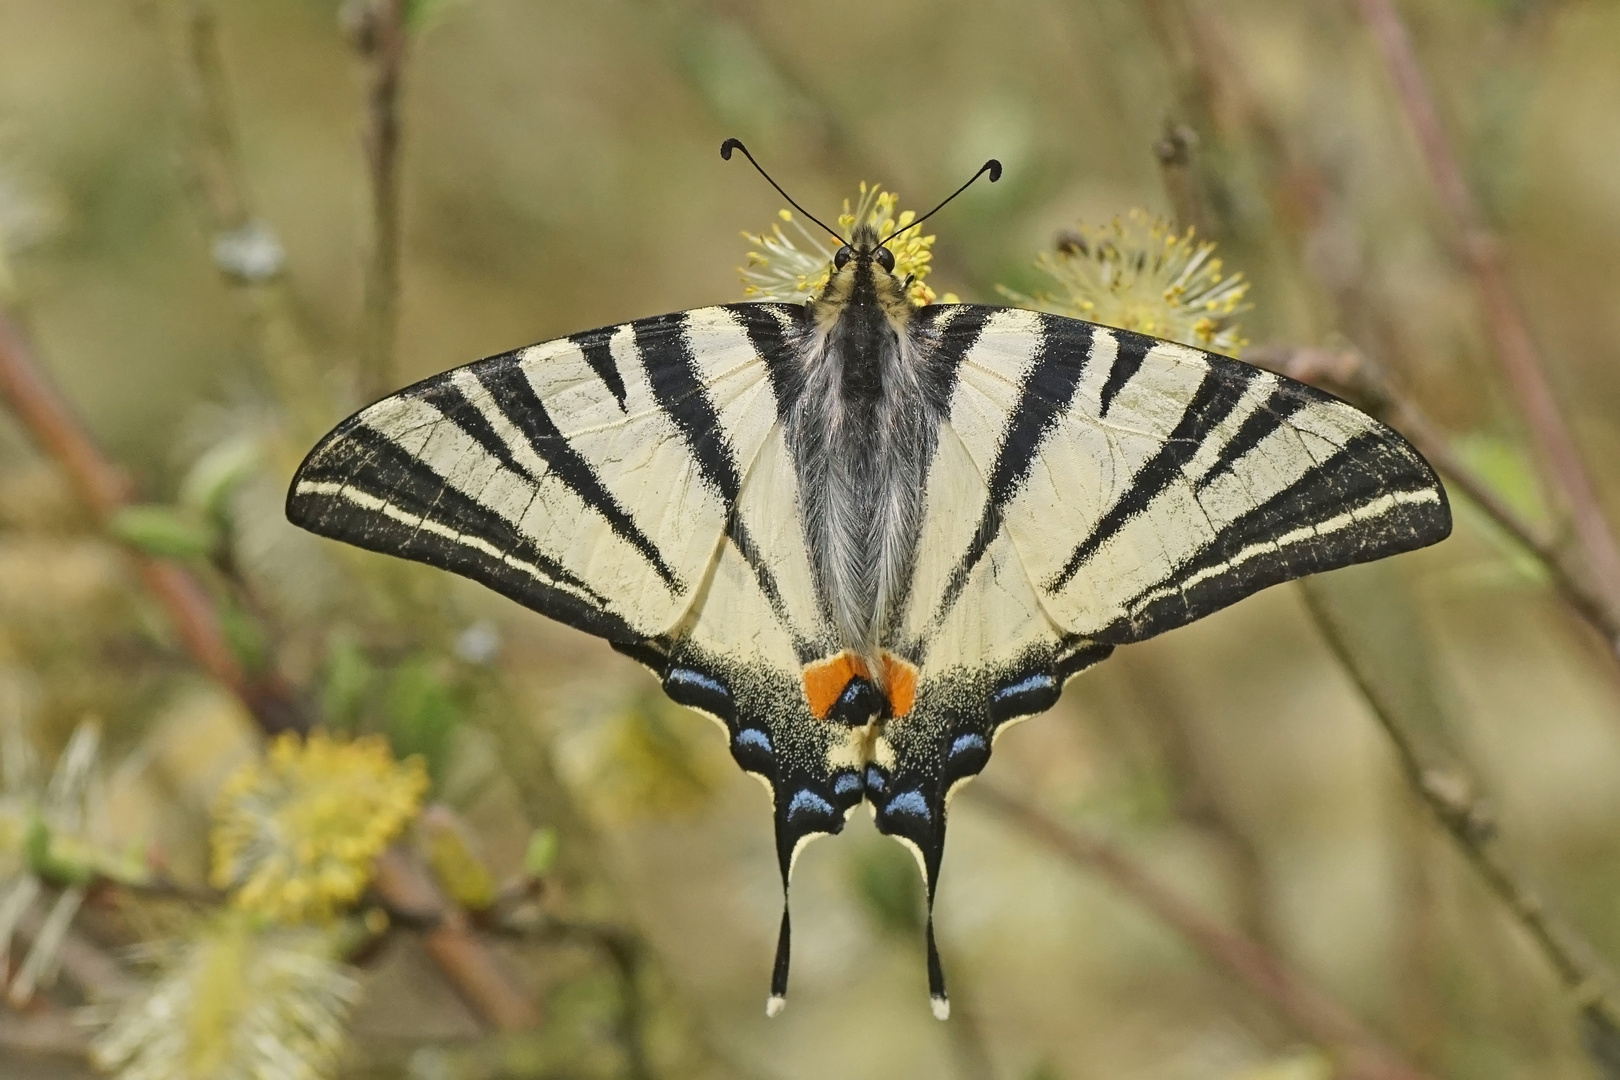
[950,733,987,758]
[787,789,835,821]
[833,772,862,796]
[864,765,888,795]
[988,670,1059,724]
[736,728,772,753]
[885,790,931,822]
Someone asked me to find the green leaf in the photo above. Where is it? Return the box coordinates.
[178,434,262,522]
[1450,433,1548,526]
[218,597,269,674]
[404,0,462,31]
[108,504,219,559]
[383,655,464,788]
[320,629,374,732]
[523,827,559,878]
[24,815,95,887]
[849,841,924,939]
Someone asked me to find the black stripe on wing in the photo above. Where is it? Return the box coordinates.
[914,304,996,413]
[1104,424,1450,643]
[1193,383,1307,493]
[288,423,634,641]
[729,302,809,421]
[467,360,682,591]
[636,315,744,504]
[1049,361,1262,592]
[634,309,806,650]
[569,326,630,412]
[1097,331,1152,417]
[934,315,1095,620]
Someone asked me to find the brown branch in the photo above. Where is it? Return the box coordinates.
[971,782,1434,1080]
[0,308,540,1031]
[0,313,248,701]
[349,0,408,405]
[1247,343,1620,656]
[371,848,542,1032]
[1350,0,1620,630]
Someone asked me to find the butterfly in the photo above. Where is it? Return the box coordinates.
[286,140,1451,1019]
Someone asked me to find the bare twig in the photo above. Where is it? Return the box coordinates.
[971,782,1434,1080]
[1351,0,1620,632]
[1299,576,1620,1047]
[1248,343,1620,655]
[370,848,542,1032]
[348,0,408,405]
[1153,123,1213,240]
[177,2,335,440]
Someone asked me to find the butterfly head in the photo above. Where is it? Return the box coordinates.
[813,223,914,327]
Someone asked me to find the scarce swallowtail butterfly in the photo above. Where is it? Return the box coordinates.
[286,140,1452,1020]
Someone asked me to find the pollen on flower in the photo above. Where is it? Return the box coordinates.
[209,731,428,924]
[738,181,944,307]
[999,208,1251,356]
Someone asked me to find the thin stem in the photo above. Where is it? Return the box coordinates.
[1299,580,1620,1035]
[353,0,408,404]
[970,782,1435,1080]
[1247,343,1620,656]
[371,848,543,1031]
[1350,0,1620,637]
[178,1,333,440]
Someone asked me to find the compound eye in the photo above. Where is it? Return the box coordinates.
[874,246,896,273]
[833,245,854,270]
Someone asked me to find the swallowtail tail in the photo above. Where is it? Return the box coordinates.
[287,143,1451,1019]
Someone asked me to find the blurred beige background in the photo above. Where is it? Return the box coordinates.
[2,2,1620,1079]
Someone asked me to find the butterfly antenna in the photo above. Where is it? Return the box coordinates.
[721,138,847,246]
[880,159,1002,246]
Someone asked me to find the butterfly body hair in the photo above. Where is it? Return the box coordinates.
[791,224,941,685]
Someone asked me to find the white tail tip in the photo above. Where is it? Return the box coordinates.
[766,994,786,1018]
[931,995,951,1021]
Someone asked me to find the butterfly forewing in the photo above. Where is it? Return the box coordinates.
[287,306,794,639]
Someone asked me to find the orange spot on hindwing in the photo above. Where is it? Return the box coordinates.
[879,654,917,717]
[801,652,917,720]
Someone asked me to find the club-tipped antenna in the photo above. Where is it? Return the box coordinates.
[721,138,846,247]
[880,159,1002,246]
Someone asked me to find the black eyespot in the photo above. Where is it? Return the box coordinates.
[833,245,854,270]
[874,246,895,273]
